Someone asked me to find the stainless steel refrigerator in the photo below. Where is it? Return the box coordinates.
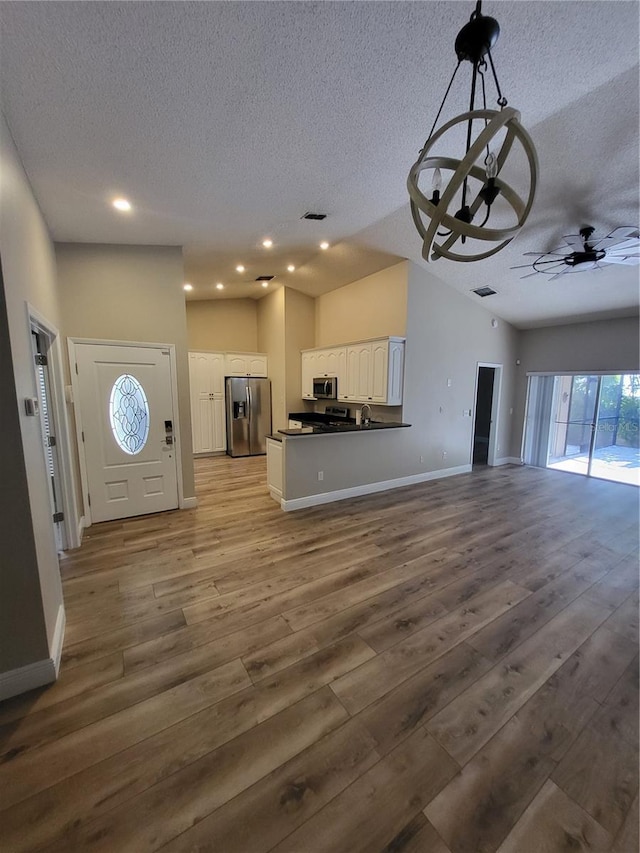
[225,377,272,457]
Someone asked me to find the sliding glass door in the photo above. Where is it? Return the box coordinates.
[524,373,639,486]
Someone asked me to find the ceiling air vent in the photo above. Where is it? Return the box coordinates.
[302,212,327,220]
[473,286,497,297]
[256,275,275,281]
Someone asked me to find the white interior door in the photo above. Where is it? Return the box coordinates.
[75,343,178,522]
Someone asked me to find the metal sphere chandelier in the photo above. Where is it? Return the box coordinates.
[407,0,538,263]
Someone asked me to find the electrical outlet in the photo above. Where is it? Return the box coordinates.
[442,451,447,459]
[419,455,424,463]
[317,471,324,481]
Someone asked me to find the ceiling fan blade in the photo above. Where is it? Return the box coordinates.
[592,227,639,250]
[606,239,640,254]
[563,235,585,252]
[519,270,544,279]
[601,255,640,266]
[549,268,573,281]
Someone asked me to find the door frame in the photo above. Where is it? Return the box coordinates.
[27,304,81,549]
[471,362,503,467]
[68,338,186,527]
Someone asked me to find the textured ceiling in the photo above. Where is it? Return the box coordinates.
[0,1,638,326]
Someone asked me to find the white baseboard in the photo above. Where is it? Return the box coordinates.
[268,486,283,504]
[51,604,66,676]
[281,464,472,512]
[493,457,522,466]
[0,605,66,700]
[77,514,87,545]
[181,496,198,509]
[0,659,57,701]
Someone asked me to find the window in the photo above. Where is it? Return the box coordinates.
[109,374,150,455]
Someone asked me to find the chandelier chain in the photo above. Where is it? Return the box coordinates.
[486,49,507,107]
[421,61,462,151]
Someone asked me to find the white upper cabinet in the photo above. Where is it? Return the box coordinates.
[302,347,346,399]
[224,352,268,377]
[301,351,316,399]
[302,338,404,405]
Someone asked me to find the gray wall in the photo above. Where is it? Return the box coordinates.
[0,110,64,672]
[511,316,640,457]
[0,272,50,670]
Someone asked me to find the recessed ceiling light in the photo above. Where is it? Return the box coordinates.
[287,264,295,272]
[261,282,269,288]
[235,265,245,273]
[262,239,273,249]
[216,283,224,290]
[319,241,329,250]
[183,283,193,292]
[112,197,132,212]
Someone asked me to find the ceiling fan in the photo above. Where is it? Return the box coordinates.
[511,225,640,280]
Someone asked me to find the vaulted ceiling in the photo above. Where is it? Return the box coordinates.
[1,1,638,327]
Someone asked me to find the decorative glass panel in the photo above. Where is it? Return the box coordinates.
[109,374,150,455]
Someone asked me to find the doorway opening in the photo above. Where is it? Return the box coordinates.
[523,373,640,486]
[31,330,66,550]
[472,364,502,466]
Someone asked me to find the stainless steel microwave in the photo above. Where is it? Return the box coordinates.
[313,377,337,399]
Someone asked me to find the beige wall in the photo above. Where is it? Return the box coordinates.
[55,244,195,500]
[0,111,64,672]
[511,315,640,457]
[257,287,287,433]
[186,299,258,352]
[315,262,408,346]
[284,288,316,416]
[284,261,520,499]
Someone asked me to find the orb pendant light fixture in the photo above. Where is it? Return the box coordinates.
[407,0,538,263]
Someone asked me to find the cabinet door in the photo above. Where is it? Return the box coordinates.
[189,352,214,397]
[210,353,225,396]
[225,354,248,376]
[386,341,405,405]
[316,350,328,376]
[191,397,214,453]
[370,341,389,403]
[189,354,212,452]
[355,344,372,400]
[344,347,360,399]
[301,352,316,398]
[248,355,268,377]
[212,397,226,451]
[266,438,283,501]
[328,348,346,398]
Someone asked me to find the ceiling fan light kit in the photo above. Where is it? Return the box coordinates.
[407,0,538,263]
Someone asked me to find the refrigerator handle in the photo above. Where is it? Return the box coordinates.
[247,384,252,417]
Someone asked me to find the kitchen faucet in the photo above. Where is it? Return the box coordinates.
[360,403,372,426]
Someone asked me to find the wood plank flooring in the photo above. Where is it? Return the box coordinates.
[0,457,638,852]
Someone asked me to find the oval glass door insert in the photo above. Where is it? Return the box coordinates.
[109,374,150,455]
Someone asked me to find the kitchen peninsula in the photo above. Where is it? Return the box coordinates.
[266,416,411,510]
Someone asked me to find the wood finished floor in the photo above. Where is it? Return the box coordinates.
[0,458,638,852]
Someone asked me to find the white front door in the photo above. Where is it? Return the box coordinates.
[75,343,179,522]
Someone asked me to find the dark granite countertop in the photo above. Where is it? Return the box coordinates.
[266,434,283,442]
[278,421,410,436]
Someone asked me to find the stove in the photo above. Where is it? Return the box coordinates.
[325,405,351,424]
